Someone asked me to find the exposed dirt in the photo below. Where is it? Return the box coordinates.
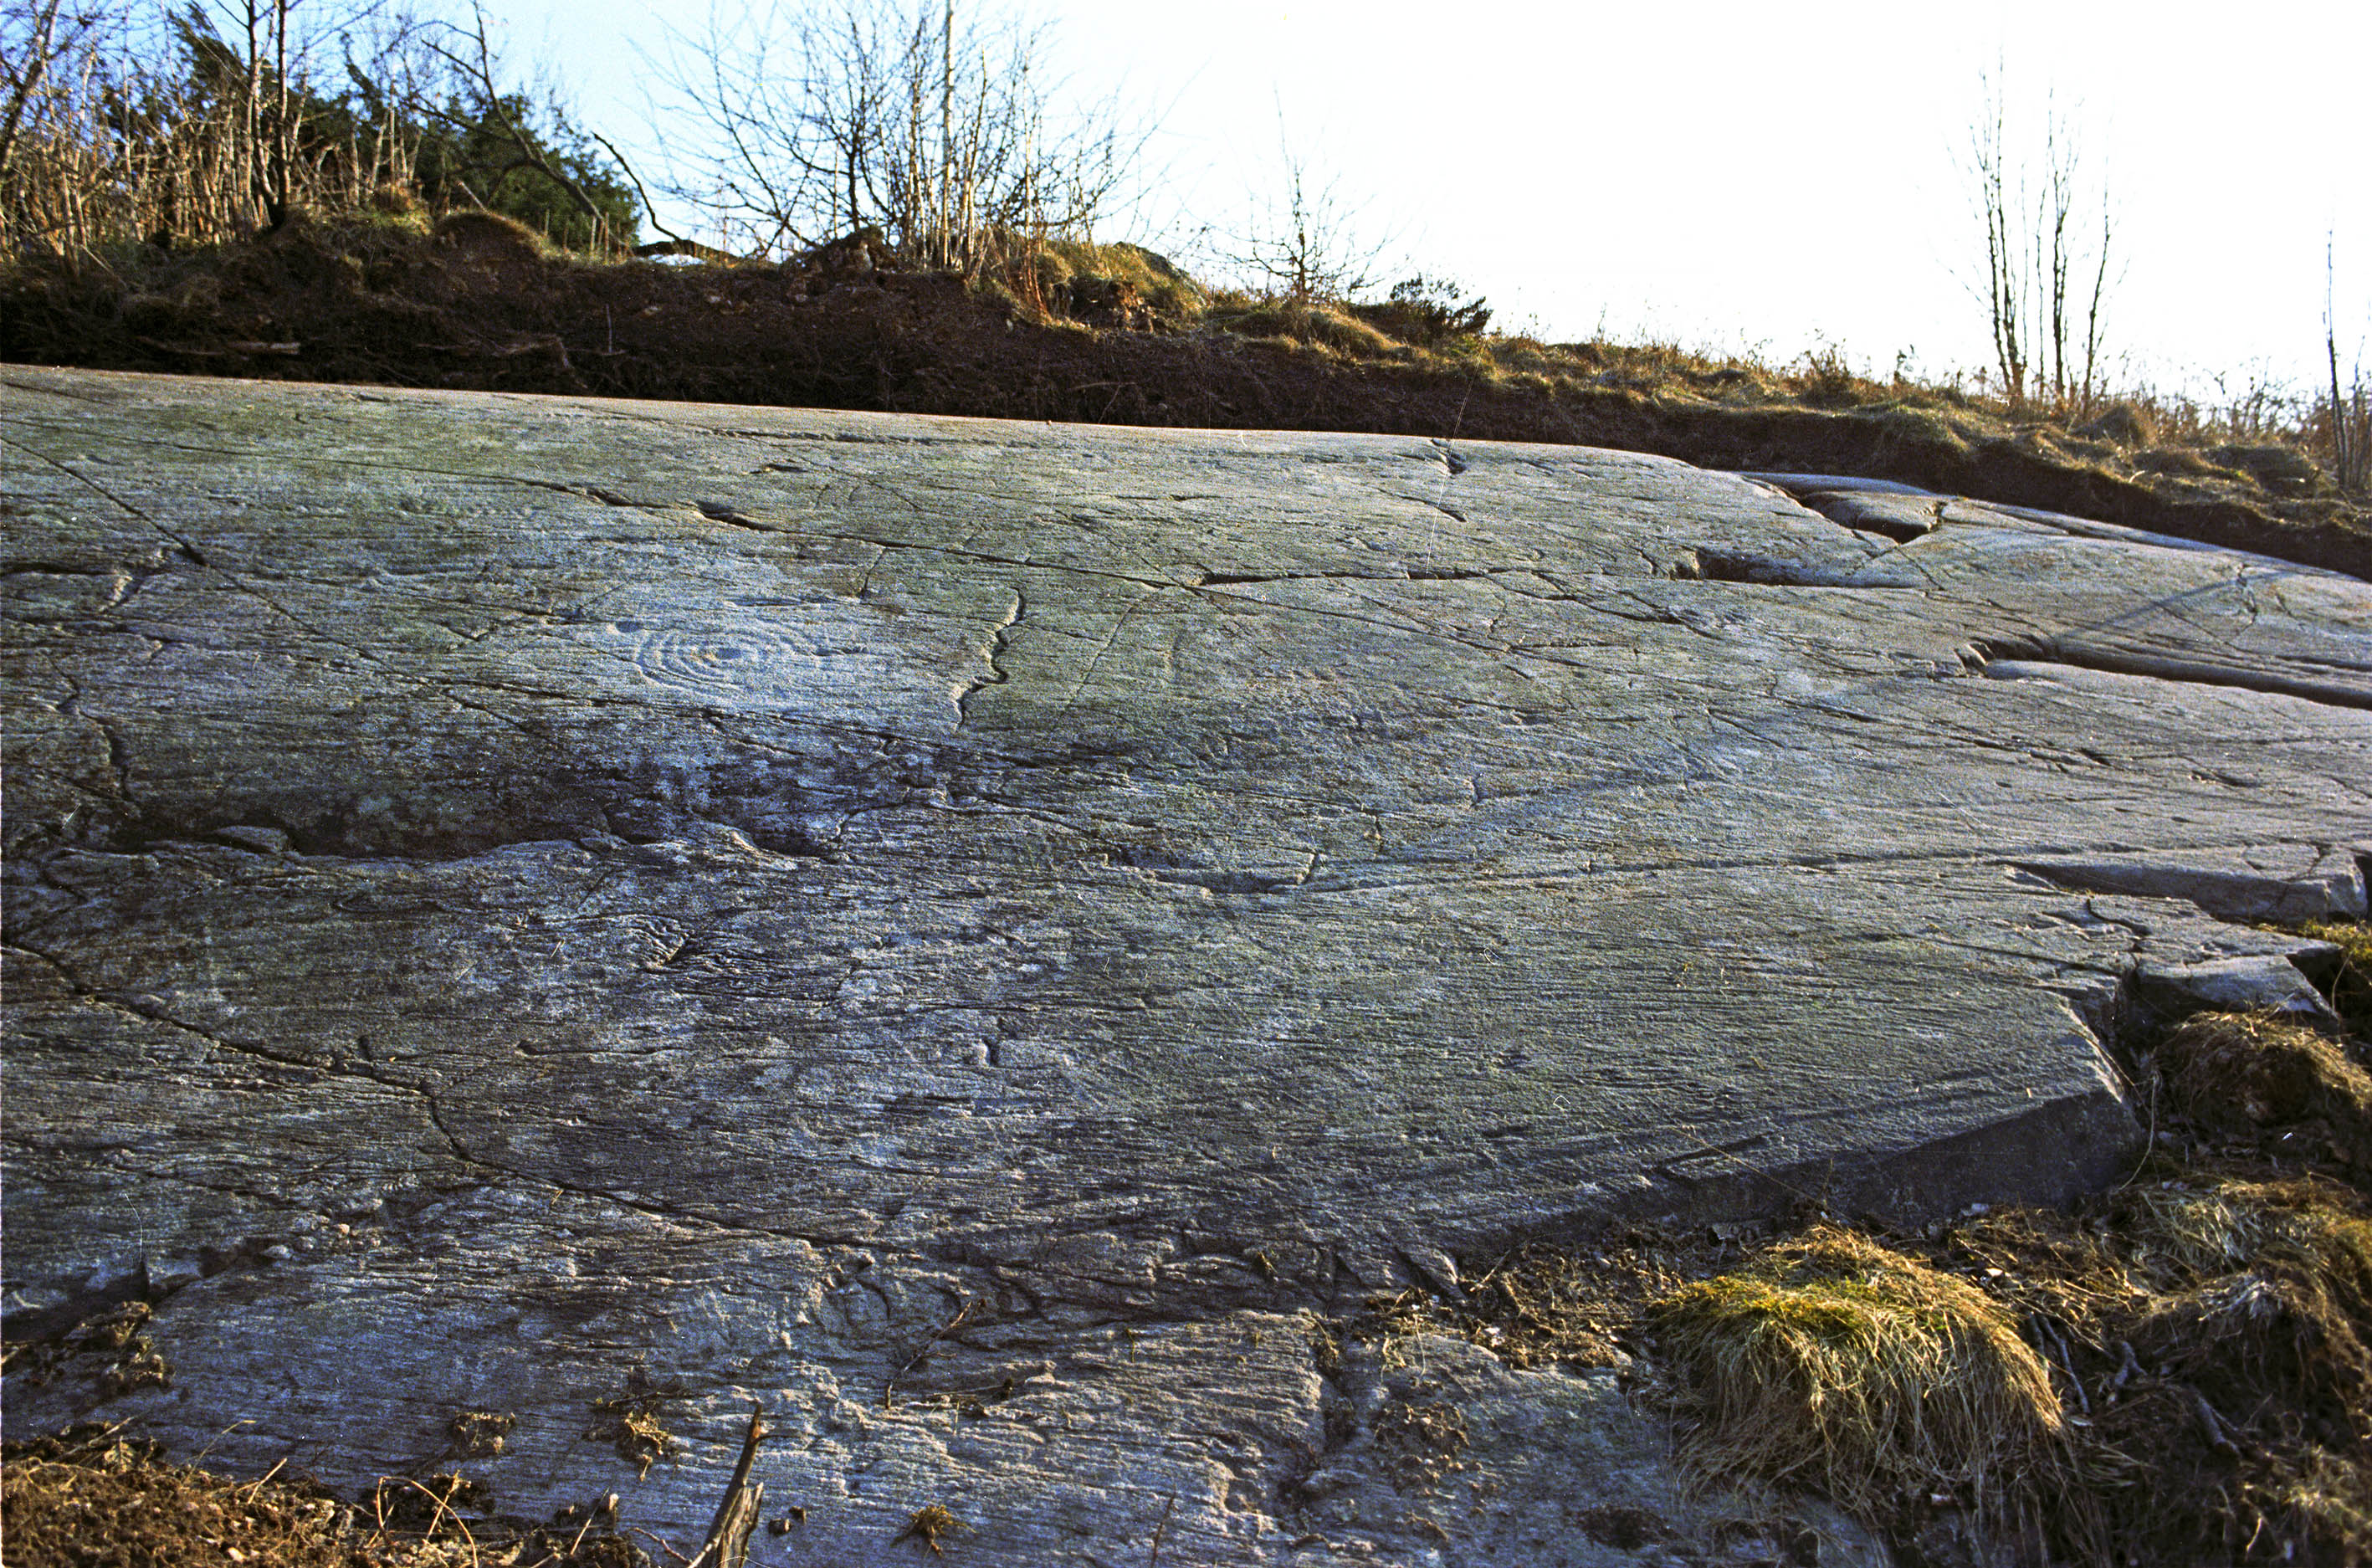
[3,220,2364,579]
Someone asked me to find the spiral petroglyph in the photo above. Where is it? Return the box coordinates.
[629,624,811,694]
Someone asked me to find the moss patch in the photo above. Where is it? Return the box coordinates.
[2298,918,2372,1040]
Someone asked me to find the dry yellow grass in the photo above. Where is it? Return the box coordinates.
[1648,1226,2088,1556]
[2298,919,2372,1038]
[2152,1010,2372,1167]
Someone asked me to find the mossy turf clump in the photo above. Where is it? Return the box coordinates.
[1949,1174,2372,1565]
[976,234,1206,331]
[1647,1177,2372,1565]
[2153,1010,2372,1168]
[2076,399,2159,447]
[2121,1178,2372,1434]
[433,208,548,261]
[2298,919,2372,1040]
[1207,297,1400,357]
[1647,1227,2083,1553]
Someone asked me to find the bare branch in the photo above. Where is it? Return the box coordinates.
[1961,65,2114,415]
[423,3,612,248]
[1222,102,1389,305]
[0,0,70,177]
[645,0,1146,268]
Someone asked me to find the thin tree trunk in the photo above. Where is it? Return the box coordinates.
[0,0,65,179]
[2079,201,2111,418]
[270,0,292,223]
[243,0,264,227]
[2332,236,2354,490]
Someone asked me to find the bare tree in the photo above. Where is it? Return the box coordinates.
[1970,79,2026,402]
[648,0,1142,268]
[0,1,224,257]
[198,0,332,224]
[185,0,408,231]
[1223,105,1388,305]
[1223,101,1385,305]
[0,0,619,259]
[0,0,76,177]
[1965,69,2117,414]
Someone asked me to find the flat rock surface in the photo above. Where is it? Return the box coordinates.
[5,367,2368,1565]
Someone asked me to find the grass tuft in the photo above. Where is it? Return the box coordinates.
[2298,919,2372,1040]
[1647,1226,2085,1555]
[2151,1011,2372,1169]
[1207,297,1400,357]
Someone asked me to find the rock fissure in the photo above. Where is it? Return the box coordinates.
[4,940,443,1098]
[691,499,776,534]
[1967,637,2372,712]
[812,526,1185,594]
[954,591,1027,727]
[8,942,906,1272]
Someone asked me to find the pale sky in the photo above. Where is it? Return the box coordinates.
[479,0,2367,402]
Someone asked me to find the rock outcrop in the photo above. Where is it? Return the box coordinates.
[5,368,2366,1565]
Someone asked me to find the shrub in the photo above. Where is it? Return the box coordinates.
[1349,274,1491,346]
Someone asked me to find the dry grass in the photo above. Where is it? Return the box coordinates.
[2150,1011,2372,1168]
[0,7,446,266]
[1206,295,1402,358]
[4,214,2365,576]
[1950,1174,2372,1565]
[966,233,1208,332]
[8,3,2361,500]
[2298,919,2372,1040]
[1340,943,2372,1565]
[1610,1170,2372,1566]
[14,961,2372,1566]
[1647,1227,2088,1557]
[2124,1177,2372,1422]
[433,209,549,261]
[1355,1227,1746,1370]
[0,1422,648,1566]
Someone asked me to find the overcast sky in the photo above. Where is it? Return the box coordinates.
[479,0,2367,401]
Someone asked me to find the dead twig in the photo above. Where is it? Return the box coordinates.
[1148,1493,1176,1568]
[192,1418,257,1464]
[233,1456,288,1503]
[884,1299,978,1406]
[2187,1386,2241,1457]
[684,1403,769,1568]
[628,1524,699,1563]
[395,1475,482,1565]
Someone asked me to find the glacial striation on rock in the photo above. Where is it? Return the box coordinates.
[4,366,2368,1565]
